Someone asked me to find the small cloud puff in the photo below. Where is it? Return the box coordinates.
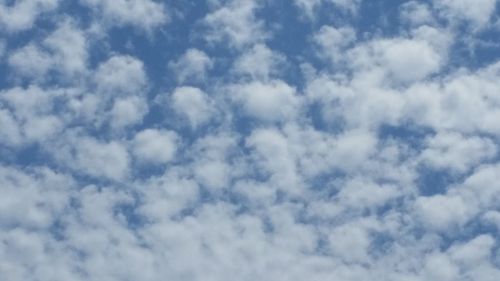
[81,0,168,31]
[94,55,148,96]
[0,0,60,32]
[132,129,178,165]
[169,49,213,84]
[172,86,215,128]
[232,80,300,122]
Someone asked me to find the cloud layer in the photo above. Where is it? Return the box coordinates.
[1,0,500,280]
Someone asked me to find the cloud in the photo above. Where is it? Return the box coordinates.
[0,86,64,146]
[295,0,360,19]
[414,194,470,232]
[8,44,53,80]
[203,0,268,48]
[169,48,213,84]
[313,25,356,62]
[423,253,459,281]
[80,0,168,30]
[245,128,303,194]
[171,86,215,128]
[109,96,148,130]
[400,1,435,26]
[231,80,300,122]
[54,134,131,181]
[419,132,497,173]
[232,43,286,80]
[94,55,148,97]
[0,166,72,229]
[0,0,60,32]
[8,20,88,81]
[348,38,442,84]
[132,128,178,164]
[434,0,498,29]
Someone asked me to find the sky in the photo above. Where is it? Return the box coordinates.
[1,0,500,280]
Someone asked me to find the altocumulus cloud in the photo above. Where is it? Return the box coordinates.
[1,0,500,280]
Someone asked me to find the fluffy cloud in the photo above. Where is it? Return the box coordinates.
[132,129,178,164]
[232,44,286,80]
[171,86,215,128]
[94,55,148,96]
[8,20,87,81]
[109,96,148,130]
[0,86,63,146]
[80,0,168,30]
[295,0,360,19]
[0,166,72,229]
[400,1,435,26]
[203,0,267,47]
[434,0,498,28]
[54,134,131,181]
[0,0,60,32]
[348,38,442,83]
[419,132,497,173]
[313,25,356,62]
[232,80,300,122]
[169,49,213,83]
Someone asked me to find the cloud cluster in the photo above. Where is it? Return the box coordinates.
[1,0,500,280]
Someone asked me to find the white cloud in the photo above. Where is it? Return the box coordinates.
[189,133,239,190]
[132,129,178,164]
[22,115,63,142]
[8,20,88,81]
[414,194,471,232]
[0,109,22,146]
[419,132,497,173]
[232,44,286,80]
[55,134,130,181]
[43,20,88,78]
[434,0,497,29]
[76,137,130,181]
[0,0,60,32]
[110,96,148,130]
[169,48,213,83]
[8,44,53,79]
[80,0,168,30]
[94,55,148,97]
[0,166,72,229]
[400,2,435,26]
[246,128,301,192]
[204,0,267,48]
[328,221,372,263]
[0,40,6,59]
[136,170,199,220]
[423,253,459,281]
[349,38,442,83]
[404,63,500,135]
[337,178,400,210]
[409,25,453,58]
[295,0,360,19]
[194,160,230,190]
[313,25,356,62]
[329,129,378,172]
[449,234,495,266]
[171,86,215,128]
[294,0,322,19]
[306,74,405,129]
[0,86,64,145]
[232,80,300,122]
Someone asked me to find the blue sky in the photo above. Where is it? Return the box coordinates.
[1,0,500,280]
